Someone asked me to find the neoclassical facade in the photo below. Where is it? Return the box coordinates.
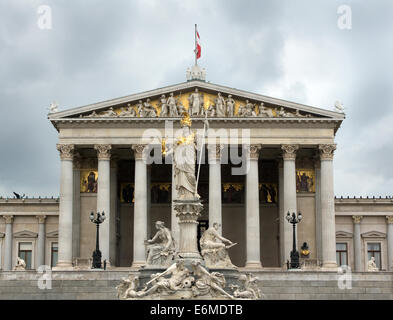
[0,77,392,272]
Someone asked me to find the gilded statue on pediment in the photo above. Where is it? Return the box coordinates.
[226,95,235,117]
[118,104,136,117]
[188,88,204,116]
[215,92,226,117]
[258,103,274,117]
[237,100,256,117]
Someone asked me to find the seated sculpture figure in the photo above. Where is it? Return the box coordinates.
[199,222,237,268]
[14,257,26,270]
[367,257,379,272]
[145,221,175,267]
[116,274,139,299]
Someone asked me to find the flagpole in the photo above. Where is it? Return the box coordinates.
[194,24,197,66]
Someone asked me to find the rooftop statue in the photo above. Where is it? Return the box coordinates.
[166,93,180,117]
[48,102,59,114]
[100,107,118,117]
[145,221,175,267]
[237,100,257,117]
[258,102,274,117]
[118,104,136,117]
[138,98,157,117]
[200,222,237,268]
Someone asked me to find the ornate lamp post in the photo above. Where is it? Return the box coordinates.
[286,211,302,269]
[90,211,106,269]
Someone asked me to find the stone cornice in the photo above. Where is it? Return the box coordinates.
[94,144,112,160]
[48,80,345,120]
[281,144,299,160]
[57,144,74,160]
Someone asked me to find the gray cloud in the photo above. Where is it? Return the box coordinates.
[0,0,392,197]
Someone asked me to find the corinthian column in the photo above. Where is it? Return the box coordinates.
[131,145,147,268]
[208,144,224,234]
[319,144,337,269]
[3,215,14,271]
[94,144,112,265]
[386,216,393,271]
[281,144,299,266]
[56,144,74,269]
[352,215,363,271]
[245,144,262,269]
[36,215,47,268]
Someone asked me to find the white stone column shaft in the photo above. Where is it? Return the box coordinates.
[56,144,74,268]
[319,144,337,268]
[245,145,262,269]
[171,161,180,245]
[37,216,46,268]
[208,145,223,234]
[281,145,299,265]
[72,157,81,259]
[110,158,118,265]
[386,216,393,271]
[315,158,322,263]
[278,160,284,266]
[132,145,148,268]
[95,144,112,265]
[352,215,363,271]
[3,216,13,271]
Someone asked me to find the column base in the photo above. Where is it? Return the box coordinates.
[244,261,263,270]
[321,261,338,271]
[52,260,74,271]
[131,261,146,269]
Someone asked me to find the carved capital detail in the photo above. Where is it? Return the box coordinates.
[94,144,112,160]
[245,144,261,160]
[281,144,299,160]
[319,144,336,160]
[57,144,75,161]
[36,215,47,224]
[207,144,224,161]
[386,216,393,224]
[352,215,363,224]
[3,215,14,224]
[132,144,147,161]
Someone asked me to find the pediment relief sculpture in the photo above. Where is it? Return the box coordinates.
[82,90,317,119]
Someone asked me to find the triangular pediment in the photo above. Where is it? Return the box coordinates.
[13,230,38,238]
[336,231,353,238]
[48,80,345,123]
[361,231,386,238]
[46,230,59,238]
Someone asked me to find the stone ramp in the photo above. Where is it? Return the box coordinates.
[0,271,392,300]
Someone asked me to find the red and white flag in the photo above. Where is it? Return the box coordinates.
[195,27,201,59]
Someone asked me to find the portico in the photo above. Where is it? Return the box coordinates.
[48,80,343,270]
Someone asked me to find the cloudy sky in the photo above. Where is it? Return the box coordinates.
[0,0,392,198]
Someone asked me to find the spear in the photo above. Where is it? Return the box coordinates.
[195,103,209,198]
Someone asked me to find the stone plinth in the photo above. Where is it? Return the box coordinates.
[173,199,203,261]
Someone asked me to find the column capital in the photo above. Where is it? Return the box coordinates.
[245,144,261,160]
[319,144,336,160]
[281,144,299,160]
[57,144,75,161]
[95,144,112,160]
[386,216,393,224]
[352,215,363,224]
[207,144,224,162]
[132,144,147,161]
[36,215,47,224]
[3,215,14,224]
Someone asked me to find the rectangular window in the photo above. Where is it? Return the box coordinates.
[51,242,58,268]
[18,242,32,270]
[336,243,348,266]
[367,243,381,270]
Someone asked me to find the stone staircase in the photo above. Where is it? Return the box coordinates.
[0,270,392,300]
